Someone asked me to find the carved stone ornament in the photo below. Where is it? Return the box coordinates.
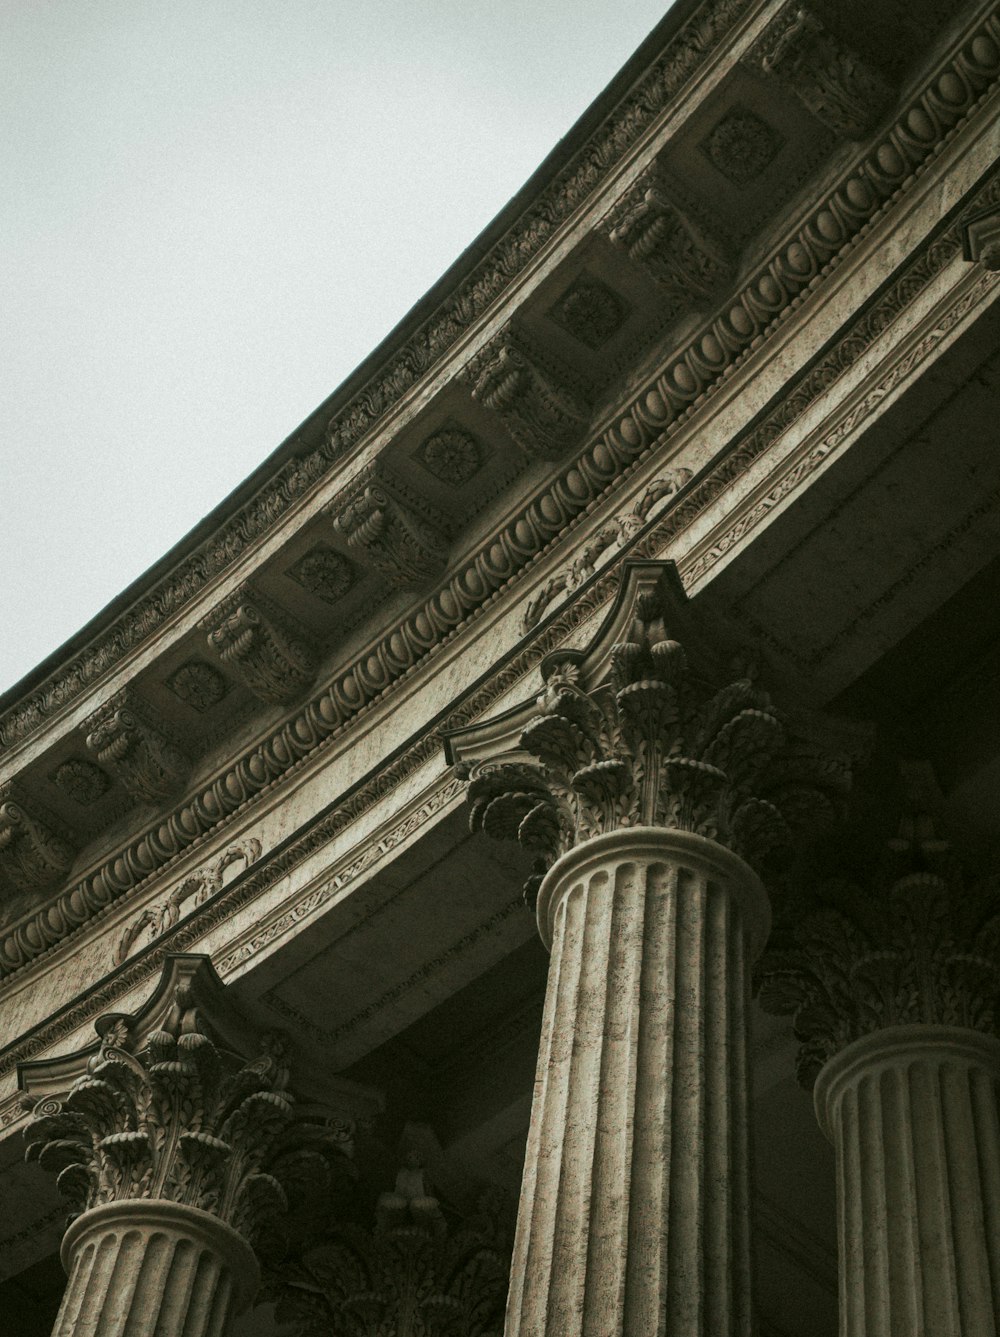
[287,547,356,604]
[546,276,628,349]
[329,465,449,590]
[522,470,694,631]
[446,562,858,905]
[699,104,784,185]
[0,781,75,891]
[416,428,486,485]
[114,838,263,966]
[20,955,297,1242]
[51,758,111,805]
[961,204,1000,271]
[204,586,317,704]
[757,789,1000,1088]
[264,1182,511,1337]
[605,173,730,310]
[750,3,893,141]
[85,688,189,804]
[167,660,229,712]
[464,330,592,460]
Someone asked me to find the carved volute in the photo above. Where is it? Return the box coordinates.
[20,956,297,1242]
[448,562,858,908]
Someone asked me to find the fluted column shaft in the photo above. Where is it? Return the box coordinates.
[815,1027,1000,1337]
[51,1200,259,1337]
[505,827,769,1337]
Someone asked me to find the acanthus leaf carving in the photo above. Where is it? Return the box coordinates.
[0,781,75,892]
[749,2,893,141]
[265,1152,511,1337]
[328,463,449,591]
[204,585,317,704]
[757,772,1000,1087]
[464,329,592,460]
[453,563,859,904]
[85,688,189,805]
[21,956,298,1244]
[605,170,732,309]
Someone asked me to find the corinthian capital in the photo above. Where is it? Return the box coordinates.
[757,775,1000,1086]
[446,563,860,904]
[21,956,296,1242]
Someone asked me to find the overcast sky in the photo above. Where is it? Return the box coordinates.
[2,0,676,695]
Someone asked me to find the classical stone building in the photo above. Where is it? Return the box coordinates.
[2,1,1000,1332]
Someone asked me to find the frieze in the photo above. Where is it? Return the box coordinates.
[0,0,751,756]
[113,837,262,966]
[0,28,996,984]
[522,468,693,631]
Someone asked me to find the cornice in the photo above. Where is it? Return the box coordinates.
[0,171,996,1103]
[0,0,753,757]
[0,20,997,988]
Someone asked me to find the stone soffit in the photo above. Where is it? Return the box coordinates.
[0,9,998,1004]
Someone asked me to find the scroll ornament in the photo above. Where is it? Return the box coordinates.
[462,583,852,904]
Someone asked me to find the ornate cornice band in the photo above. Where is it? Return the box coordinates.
[0,0,753,757]
[0,16,997,984]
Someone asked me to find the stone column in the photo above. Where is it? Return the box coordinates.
[20,956,297,1337]
[448,562,855,1337]
[51,1201,257,1337]
[759,807,1000,1336]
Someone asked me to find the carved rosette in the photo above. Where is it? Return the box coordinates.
[605,173,730,309]
[329,467,448,590]
[0,782,75,891]
[750,2,892,140]
[85,688,189,804]
[23,1005,295,1245]
[462,569,851,904]
[465,332,591,460]
[204,588,317,704]
[758,833,1000,1087]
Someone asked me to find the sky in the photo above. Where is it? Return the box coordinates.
[1,0,676,695]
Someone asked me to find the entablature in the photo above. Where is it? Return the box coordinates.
[0,0,997,1031]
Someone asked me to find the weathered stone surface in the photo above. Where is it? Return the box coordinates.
[505,828,765,1336]
[815,1027,1000,1337]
